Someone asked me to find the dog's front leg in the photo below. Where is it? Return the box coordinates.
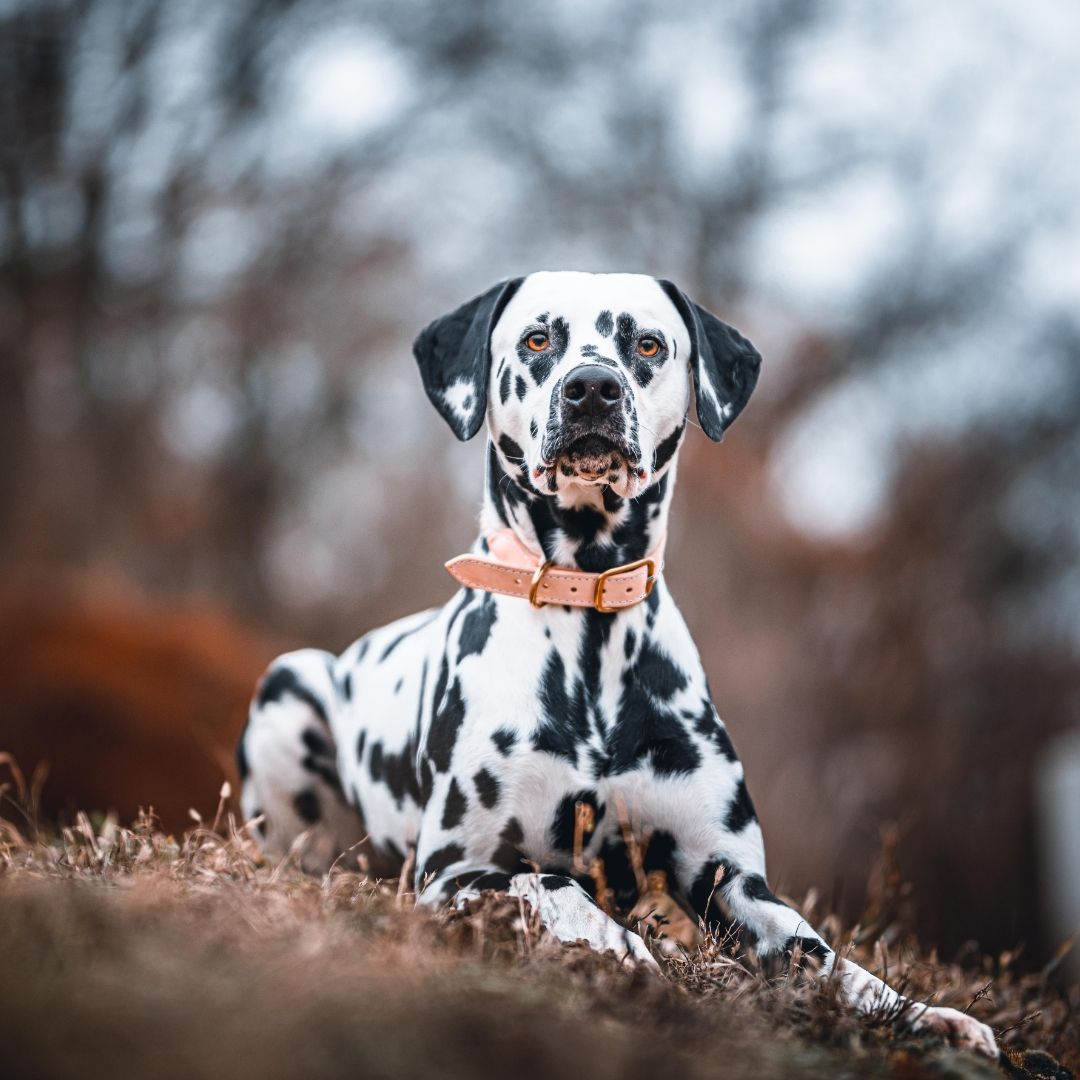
[415,859,656,969]
[679,857,998,1058]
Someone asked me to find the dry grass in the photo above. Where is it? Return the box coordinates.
[0,773,1076,1080]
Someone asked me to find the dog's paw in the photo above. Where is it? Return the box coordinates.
[510,872,659,971]
[619,927,661,971]
[911,1005,998,1059]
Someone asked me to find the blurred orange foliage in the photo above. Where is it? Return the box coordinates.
[0,588,274,832]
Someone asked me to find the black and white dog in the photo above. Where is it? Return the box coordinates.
[236,271,996,1057]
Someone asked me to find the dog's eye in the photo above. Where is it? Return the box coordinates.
[525,333,549,352]
[637,336,661,357]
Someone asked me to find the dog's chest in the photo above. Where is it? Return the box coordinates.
[450,592,698,770]
[444,591,711,851]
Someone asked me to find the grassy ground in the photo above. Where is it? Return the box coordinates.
[0,786,1076,1080]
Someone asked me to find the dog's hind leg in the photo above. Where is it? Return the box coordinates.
[236,649,364,873]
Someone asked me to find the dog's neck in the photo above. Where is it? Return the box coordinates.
[479,441,675,573]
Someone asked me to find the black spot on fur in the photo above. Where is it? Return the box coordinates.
[394,676,404,694]
[598,636,700,778]
[458,592,498,664]
[742,873,781,905]
[428,677,466,773]
[602,486,622,513]
[300,727,343,793]
[471,871,512,892]
[692,700,736,761]
[595,310,614,337]
[515,374,527,401]
[367,736,423,809]
[341,672,353,701]
[257,667,329,726]
[652,421,685,474]
[356,729,366,760]
[419,759,434,808]
[421,843,465,884]
[491,727,517,756]
[580,343,618,367]
[647,729,700,777]
[302,727,332,757]
[725,778,757,833]
[473,767,500,809]
[688,858,739,918]
[636,637,688,700]
[414,657,429,800]
[441,777,467,830]
[550,790,604,852]
[784,935,832,963]
[368,742,384,784]
[541,875,573,891]
[293,789,320,824]
[529,419,538,439]
[498,434,529,480]
[532,649,589,765]
[444,869,485,896]
[491,817,530,874]
[499,365,512,405]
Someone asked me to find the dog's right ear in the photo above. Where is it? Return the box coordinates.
[412,278,524,440]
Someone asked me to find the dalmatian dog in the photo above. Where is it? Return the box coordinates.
[236,271,998,1059]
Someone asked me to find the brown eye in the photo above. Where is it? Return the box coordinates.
[525,332,549,352]
[638,336,661,357]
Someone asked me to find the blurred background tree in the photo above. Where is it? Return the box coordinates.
[2,0,1078,964]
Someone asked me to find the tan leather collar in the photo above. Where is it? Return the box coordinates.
[445,528,665,613]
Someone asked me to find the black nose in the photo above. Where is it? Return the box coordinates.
[561,364,623,416]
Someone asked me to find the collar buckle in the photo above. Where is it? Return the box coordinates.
[528,560,554,608]
[594,557,657,614]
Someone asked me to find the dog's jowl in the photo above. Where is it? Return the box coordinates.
[237,272,998,1058]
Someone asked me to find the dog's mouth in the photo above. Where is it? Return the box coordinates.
[561,434,624,479]
[536,432,635,486]
[533,423,646,495]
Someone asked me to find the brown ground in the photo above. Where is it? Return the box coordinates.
[0,773,1076,1080]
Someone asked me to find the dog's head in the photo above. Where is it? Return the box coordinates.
[414,271,761,500]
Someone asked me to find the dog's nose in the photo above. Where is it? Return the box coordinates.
[561,365,623,416]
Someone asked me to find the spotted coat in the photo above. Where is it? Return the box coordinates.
[236,272,997,1059]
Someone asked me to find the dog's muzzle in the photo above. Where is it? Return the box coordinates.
[541,365,636,484]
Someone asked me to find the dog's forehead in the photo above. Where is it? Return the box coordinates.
[496,272,682,334]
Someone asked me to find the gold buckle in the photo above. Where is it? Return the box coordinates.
[594,557,656,614]
[529,560,554,607]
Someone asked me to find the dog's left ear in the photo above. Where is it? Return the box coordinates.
[659,280,762,441]
[412,278,524,440]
